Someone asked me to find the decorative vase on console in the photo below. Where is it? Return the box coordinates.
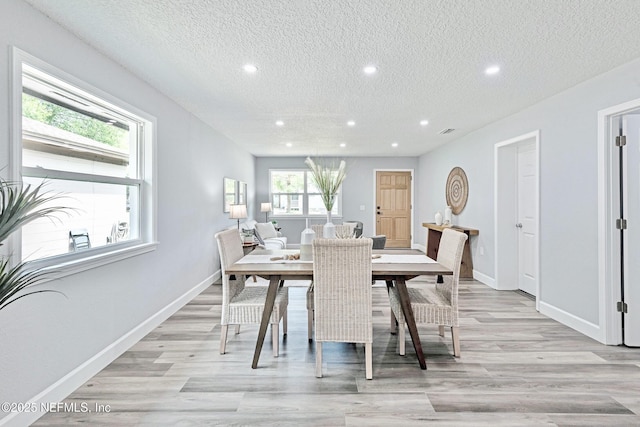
[444,205,452,226]
[305,156,347,239]
[435,211,443,226]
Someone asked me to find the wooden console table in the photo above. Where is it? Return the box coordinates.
[422,223,479,279]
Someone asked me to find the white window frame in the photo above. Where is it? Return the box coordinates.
[9,47,157,277]
[269,168,343,218]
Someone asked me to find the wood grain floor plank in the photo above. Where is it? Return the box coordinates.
[33,281,640,426]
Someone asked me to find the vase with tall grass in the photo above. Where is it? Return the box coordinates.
[305,157,347,238]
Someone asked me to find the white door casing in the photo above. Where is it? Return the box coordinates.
[597,98,640,345]
[517,143,537,296]
[494,130,540,310]
[623,114,640,346]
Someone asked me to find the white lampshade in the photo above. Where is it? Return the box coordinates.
[229,204,248,219]
[230,204,247,229]
[260,202,272,222]
[260,202,272,213]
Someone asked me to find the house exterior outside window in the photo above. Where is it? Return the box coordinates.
[269,169,342,217]
[10,49,156,270]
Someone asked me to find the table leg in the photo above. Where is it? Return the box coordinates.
[385,280,397,334]
[252,275,281,369]
[394,277,427,370]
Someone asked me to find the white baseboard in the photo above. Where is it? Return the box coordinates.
[412,243,426,253]
[539,300,605,344]
[0,272,218,427]
[472,270,495,287]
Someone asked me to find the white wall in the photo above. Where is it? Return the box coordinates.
[0,1,254,423]
[255,157,418,245]
[418,56,640,334]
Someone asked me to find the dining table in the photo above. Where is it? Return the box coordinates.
[225,248,452,370]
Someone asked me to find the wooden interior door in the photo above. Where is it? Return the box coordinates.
[376,171,411,248]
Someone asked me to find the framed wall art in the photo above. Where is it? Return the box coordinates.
[223,177,237,213]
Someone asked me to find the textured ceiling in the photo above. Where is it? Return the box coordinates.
[24,0,640,157]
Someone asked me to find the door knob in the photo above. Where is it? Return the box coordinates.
[516,223,523,228]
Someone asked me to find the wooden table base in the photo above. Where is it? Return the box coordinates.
[386,279,427,370]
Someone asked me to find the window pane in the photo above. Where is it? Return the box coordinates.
[309,194,338,215]
[21,177,138,261]
[272,194,303,215]
[22,72,137,179]
[271,171,304,193]
[307,170,340,194]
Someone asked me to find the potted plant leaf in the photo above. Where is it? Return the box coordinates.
[0,178,69,311]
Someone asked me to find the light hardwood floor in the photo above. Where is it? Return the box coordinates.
[35,278,640,426]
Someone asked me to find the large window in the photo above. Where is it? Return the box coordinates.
[269,169,342,216]
[12,51,155,266]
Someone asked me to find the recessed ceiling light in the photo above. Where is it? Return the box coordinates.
[363,65,377,75]
[485,65,500,75]
[243,64,258,73]
[275,120,284,126]
[420,120,429,126]
[340,143,346,148]
[347,120,355,127]
[391,142,398,148]
[285,142,292,147]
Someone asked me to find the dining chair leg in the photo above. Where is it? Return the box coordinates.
[315,342,323,378]
[272,323,279,357]
[219,325,228,354]
[307,309,313,342]
[398,322,406,356]
[390,311,397,334]
[385,280,397,334]
[283,309,288,336]
[451,326,460,357]
[439,325,445,337]
[365,342,373,380]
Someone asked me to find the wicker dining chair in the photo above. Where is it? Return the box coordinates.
[215,228,288,356]
[310,224,353,238]
[387,228,467,357]
[307,225,324,341]
[311,224,324,236]
[306,224,358,342]
[312,237,374,379]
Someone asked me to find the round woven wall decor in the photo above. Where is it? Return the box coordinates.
[445,167,468,215]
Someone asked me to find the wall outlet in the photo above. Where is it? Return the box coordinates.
[360,205,365,211]
[479,246,485,256]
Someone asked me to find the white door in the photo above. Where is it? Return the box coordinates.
[517,143,537,296]
[623,114,640,346]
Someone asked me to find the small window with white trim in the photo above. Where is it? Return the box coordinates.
[269,169,342,217]
[14,54,155,265]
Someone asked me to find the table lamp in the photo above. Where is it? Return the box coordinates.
[260,202,272,222]
[229,204,247,229]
